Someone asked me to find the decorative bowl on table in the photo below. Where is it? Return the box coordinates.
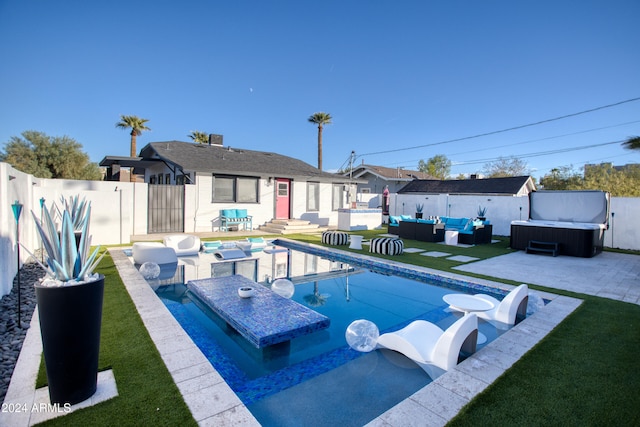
[238,287,255,298]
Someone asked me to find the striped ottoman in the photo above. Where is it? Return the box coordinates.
[369,237,404,255]
[322,231,349,246]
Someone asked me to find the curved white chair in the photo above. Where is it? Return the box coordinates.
[472,284,529,326]
[376,314,478,375]
[163,234,201,256]
[132,242,177,265]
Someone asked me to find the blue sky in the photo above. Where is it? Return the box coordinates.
[1,1,639,179]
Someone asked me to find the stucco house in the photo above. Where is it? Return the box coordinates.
[101,139,362,233]
[343,163,435,194]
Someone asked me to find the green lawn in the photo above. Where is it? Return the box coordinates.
[36,231,640,426]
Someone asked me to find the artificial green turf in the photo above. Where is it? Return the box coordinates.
[449,297,640,426]
[36,251,196,426]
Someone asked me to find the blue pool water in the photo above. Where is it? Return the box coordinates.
[150,239,509,426]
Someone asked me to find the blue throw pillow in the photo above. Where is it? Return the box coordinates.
[389,216,401,225]
[400,215,412,220]
[236,209,248,217]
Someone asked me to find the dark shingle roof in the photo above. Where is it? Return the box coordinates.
[398,176,535,195]
[350,164,435,180]
[141,141,350,182]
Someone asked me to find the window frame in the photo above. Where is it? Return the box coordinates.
[307,181,320,211]
[332,184,344,211]
[212,174,259,203]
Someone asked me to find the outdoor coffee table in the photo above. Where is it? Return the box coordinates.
[443,293,495,344]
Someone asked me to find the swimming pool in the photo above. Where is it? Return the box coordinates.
[147,239,511,426]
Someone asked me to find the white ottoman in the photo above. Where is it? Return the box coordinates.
[322,231,349,245]
[369,238,404,255]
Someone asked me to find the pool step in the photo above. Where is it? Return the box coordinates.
[526,240,559,257]
[259,219,327,235]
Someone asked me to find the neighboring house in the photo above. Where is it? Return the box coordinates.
[101,139,362,232]
[393,176,537,236]
[344,163,436,194]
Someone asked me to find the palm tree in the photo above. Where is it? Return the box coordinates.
[622,136,640,151]
[115,115,151,158]
[308,112,332,170]
[188,131,209,144]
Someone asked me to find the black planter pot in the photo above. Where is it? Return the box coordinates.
[415,213,423,219]
[35,275,105,405]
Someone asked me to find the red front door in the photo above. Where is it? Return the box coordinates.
[275,178,291,219]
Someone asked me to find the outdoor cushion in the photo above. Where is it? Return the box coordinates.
[403,218,417,223]
[221,209,237,218]
[236,209,248,218]
[464,219,475,231]
[400,215,413,220]
[389,216,401,225]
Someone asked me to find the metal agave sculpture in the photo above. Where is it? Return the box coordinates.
[57,195,90,231]
[27,200,105,283]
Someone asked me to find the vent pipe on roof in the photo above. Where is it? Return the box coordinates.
[208,134,223,146]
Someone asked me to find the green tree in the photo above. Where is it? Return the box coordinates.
[307,112,332,171]
[540,163,640,196]
[583,163,640,197]
[115,115,151,158]
[539,166,584,190]
[483,156,530,177]
[622,135,640,150]
[0,131,102,180]
[418,154,451,179]
[188,131,209,144]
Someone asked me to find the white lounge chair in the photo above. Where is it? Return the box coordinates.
[376,313,478,377]
[132,242,177,265]
[163,234,201,256]
[470,284,529,326]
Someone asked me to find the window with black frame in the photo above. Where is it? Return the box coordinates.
[212,175,258,203]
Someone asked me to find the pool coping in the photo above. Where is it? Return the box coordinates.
[2,243,582,426]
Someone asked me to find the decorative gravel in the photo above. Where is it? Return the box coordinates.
[0,261,45,403]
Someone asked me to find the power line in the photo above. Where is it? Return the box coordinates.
[356,96,640,158]
[451,140,623,167]
[447,119,640,158]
